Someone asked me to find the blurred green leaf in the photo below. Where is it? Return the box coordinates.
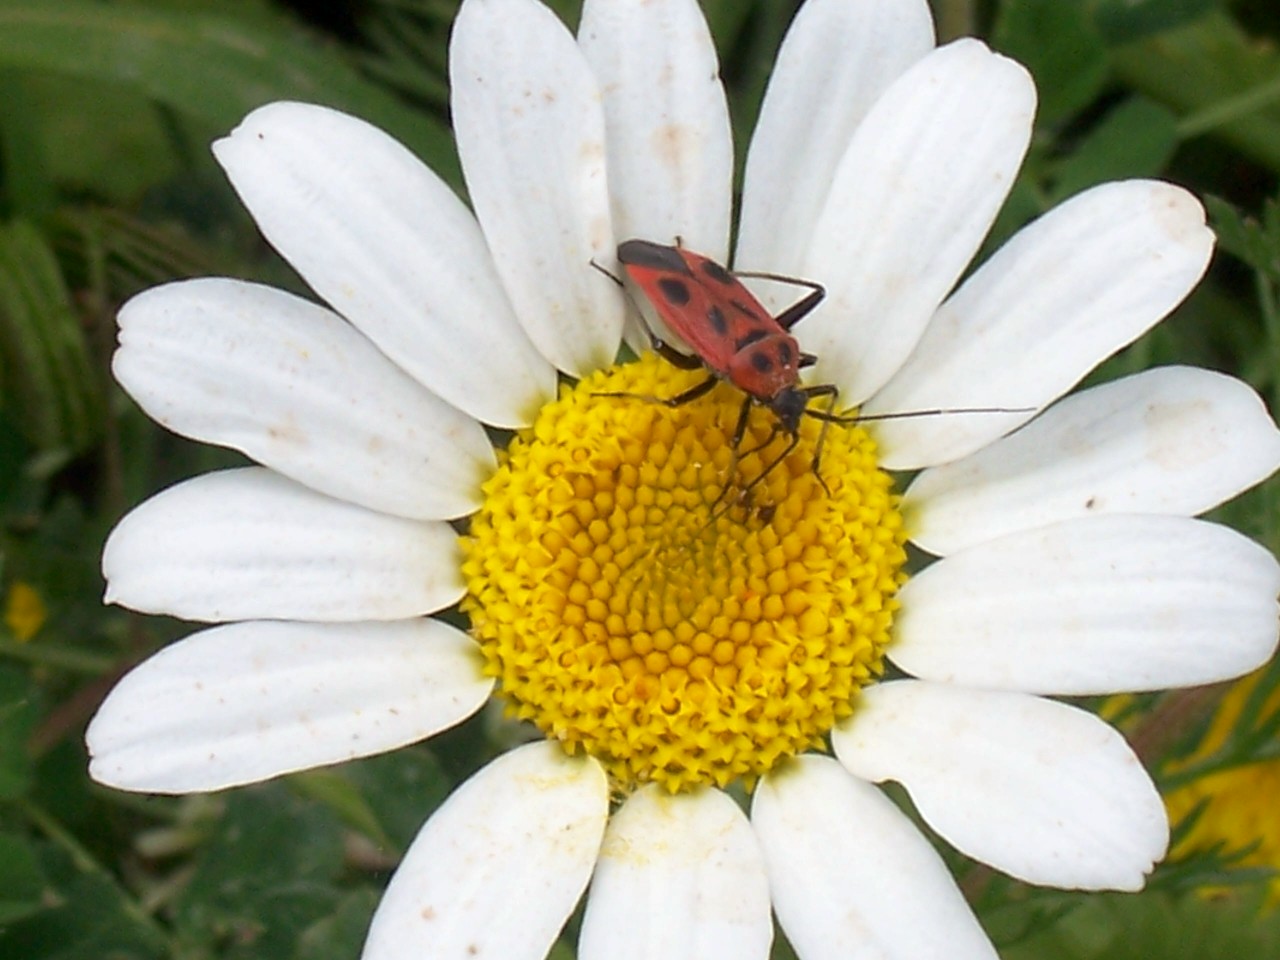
[360,3,452,110]
[0,832,45,924]
[223,885,346,960]
[33,739,99,847]
[1206,193,1280,279]
[702,0,764,62]
[1049,97,1179,202]
[994,0,1110,124]
[1112,12,1280,173]
[52,207,241,304]
[12,73,183,207]
[0,857,166,960]
[291,768,389,847]
[0,70,56,219]
[0,410,37,515]
[721,0,797,187]
[980,176,1046,262]
[1003,888,1280,960]
[175,787,345,939]
[540,0,580,30]
[0,0,460,185]
[346,746,452,852]
[296,889,380,960]
[1203,193,1280,403]
[1091,0,1221,44]
[0,663,39,799]
[0,219,102,459]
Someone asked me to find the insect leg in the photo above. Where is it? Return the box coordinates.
[732,269,826,330]
[708,429,801,525]
[730,394,754,448]
[658,375,719,407]
[708,396,756,511]
[799,384,840,497]
[652,340,704,371]
[773,287,826,331]
[594,373,719,406]
[588,259,624,286]
[734,419,781,461]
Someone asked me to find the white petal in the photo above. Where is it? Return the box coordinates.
[833,681,1168,891]
[893,515,1280,695]
[905,366,1280,555]
[579,786,771,960]
[212,101,555,428]
[800,40,1035,404]
[87,619,490,793]
[451,0,622,376]
[115,278,495,521]
[103,467,463,622]
[866,181,1216,468]
[578,0,733,260]
[736,0,934,276]
[753,756,997,960]
[363,742,608,960]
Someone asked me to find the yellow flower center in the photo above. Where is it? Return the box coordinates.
[460,353,907,793]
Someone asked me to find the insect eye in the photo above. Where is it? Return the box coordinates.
[701,260,734,285]
[658,277,691,306]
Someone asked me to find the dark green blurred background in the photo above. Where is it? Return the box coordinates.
[3,2,1280,957]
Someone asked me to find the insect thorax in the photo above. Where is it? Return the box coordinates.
[726,331,802,402]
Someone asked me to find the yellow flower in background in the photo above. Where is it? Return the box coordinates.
[1166,669,1280,903]
[4,581,47,642]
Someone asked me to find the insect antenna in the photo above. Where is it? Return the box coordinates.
[805,405,1035,425]
[806,401,1037,479]
[705,402,1038,531]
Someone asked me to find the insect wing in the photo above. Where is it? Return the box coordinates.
[618,240,779,377]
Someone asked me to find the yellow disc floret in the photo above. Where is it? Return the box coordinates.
[460,353,907,794]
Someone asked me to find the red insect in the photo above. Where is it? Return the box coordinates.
[600,238,846,500]
[593,239,1025,512]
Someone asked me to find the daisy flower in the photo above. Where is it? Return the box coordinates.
[87,0,1280,958]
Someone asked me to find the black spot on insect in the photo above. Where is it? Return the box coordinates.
[707,305,728,335]
[701,259,734,285]
[777,341,793,366]
[658,277,691,307]
[734,329,768,352]
[750,351,773,373]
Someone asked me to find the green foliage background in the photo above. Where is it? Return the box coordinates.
[2,0,1280,957]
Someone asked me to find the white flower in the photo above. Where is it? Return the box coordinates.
[87,0,1280,958]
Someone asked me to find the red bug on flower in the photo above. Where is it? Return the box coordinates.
[596,238,846,499]
[595,238,1020,505]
